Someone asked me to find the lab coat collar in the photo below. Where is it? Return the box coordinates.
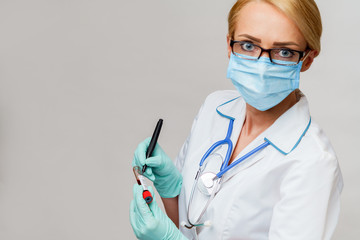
[216,92,311,155]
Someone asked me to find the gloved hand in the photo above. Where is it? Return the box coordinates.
[130,184,188,240]
[133,138,182,198]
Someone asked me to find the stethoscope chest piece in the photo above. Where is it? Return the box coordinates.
[197,172,221,196]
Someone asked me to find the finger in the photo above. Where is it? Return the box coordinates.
[143,169,155,182]
[147,185,156,201]
[131,199,147,231]
[131,186,148,229]
[133,184,154,222]
[144,155,163,168]
[135,165,154,182]
[147,185,157,207]
[133,138,151,167]
[144,186,162,220]
[130,200,148,239]
[152,142,164,156]
[133,148,145,167]
[145,167,155,181]
[145,167,151,175]
[132,138,155,181]
[129,200,141,235]
[131,165,155,183]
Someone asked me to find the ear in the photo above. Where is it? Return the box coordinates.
[300,50,318,72]
[227,34,231,59]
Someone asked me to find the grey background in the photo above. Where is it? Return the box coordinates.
[0,0,359,239]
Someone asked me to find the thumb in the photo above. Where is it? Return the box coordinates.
[133,184,154,223]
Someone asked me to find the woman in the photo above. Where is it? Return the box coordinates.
[130,0,343,239]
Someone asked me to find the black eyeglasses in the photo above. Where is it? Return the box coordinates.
[230,40,308,66]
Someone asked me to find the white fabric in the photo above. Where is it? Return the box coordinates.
[176,90,343,240]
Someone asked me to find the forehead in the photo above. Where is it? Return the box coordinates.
[234,1,306,48]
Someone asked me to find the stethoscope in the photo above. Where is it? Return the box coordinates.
[182,105,270,230]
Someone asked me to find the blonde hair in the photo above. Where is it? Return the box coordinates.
[228,0,322,53]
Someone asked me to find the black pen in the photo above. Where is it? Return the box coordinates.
[142,119,163,173]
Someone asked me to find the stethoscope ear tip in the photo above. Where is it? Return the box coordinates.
[180,221,187,228]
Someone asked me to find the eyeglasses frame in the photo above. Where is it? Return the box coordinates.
[230,40,310,66]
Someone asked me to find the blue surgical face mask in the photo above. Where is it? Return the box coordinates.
[226,52,303,111]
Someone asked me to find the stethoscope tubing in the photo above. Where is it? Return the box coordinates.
[216,141,270,178]
[199,118,270,179]
[185,112,270,230]
[199,120,234,168]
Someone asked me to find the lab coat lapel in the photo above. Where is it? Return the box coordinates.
[208,96,245,156]
[263,93,311,155]
[213,96,265,183]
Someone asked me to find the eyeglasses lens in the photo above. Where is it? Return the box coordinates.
[232,42,300,65]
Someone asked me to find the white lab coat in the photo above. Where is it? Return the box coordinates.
[176,90,343,240]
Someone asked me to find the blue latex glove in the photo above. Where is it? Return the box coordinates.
[133,138,182,198]
[130,184,188,240]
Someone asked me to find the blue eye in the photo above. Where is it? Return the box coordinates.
[279,49,294,58]
[241,42,255,51]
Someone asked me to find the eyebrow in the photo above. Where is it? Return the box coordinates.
[237,34,301,47]
[273,41,300,47]
[237,34,261,43]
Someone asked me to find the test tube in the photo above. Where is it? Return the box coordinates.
[133,166,153,204]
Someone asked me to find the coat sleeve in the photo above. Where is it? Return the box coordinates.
[268,149,343,240]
